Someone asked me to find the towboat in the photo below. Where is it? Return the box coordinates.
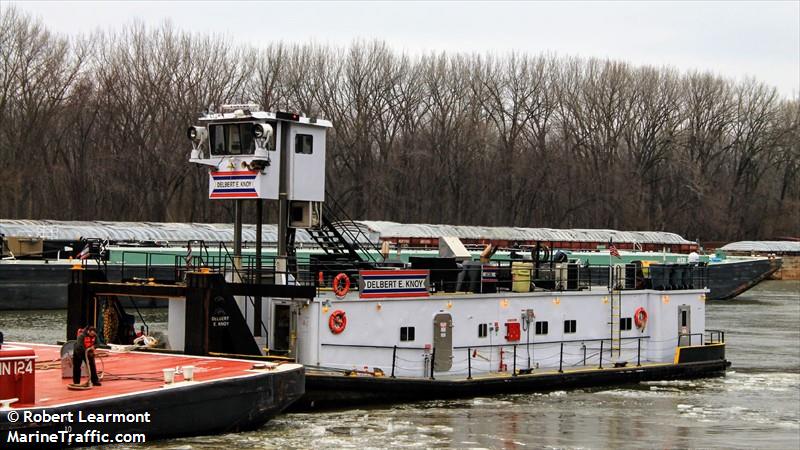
[6,106,730,417]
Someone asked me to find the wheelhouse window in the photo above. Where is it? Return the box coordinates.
[478,323,488,338]
[564,320,577,334]
[295,133,313,154]
[400,326,415,342]
[535,321,548,335]
[620,317,632,331]
[209,123,258,155]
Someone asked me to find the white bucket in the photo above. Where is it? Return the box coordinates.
[182,366,195,381]
[163,368,176,384]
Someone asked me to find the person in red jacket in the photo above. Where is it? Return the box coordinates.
[73,326,101,386]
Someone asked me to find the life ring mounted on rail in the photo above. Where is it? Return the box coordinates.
[333,273,350,298]
[328,310,347,334]
[634,307,648,331]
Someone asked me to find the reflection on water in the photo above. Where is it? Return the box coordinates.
[1,280,798,449]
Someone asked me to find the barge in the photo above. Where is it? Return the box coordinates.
[0,221,781,309]
[0,342,303,448]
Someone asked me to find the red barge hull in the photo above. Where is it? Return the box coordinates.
[1,343,304,448]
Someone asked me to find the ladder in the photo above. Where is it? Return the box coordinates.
[609,265,623,359]
[610,288,622,358]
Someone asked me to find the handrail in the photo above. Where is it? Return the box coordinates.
[112,246,709,296]
[454,335,651,349]
[317,333,682,378]
[318,189,384,263]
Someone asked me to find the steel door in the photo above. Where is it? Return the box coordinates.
[432,312,453,371]
[273,304,291,353]
[678,305,691,346]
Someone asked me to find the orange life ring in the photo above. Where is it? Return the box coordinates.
[333,273,350,298]
[634,307,648,330]
[328,310,347,334]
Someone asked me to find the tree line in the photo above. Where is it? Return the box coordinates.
[0,8,797,241]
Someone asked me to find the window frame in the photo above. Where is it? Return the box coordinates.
[400,326,415,342]
[563,319,577,334]
[294,133,314,154]
[535,320,549,335]
[209,122,258,156]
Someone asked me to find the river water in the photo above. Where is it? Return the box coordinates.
[1,280,798,449]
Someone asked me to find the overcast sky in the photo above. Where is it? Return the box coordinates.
[6,1,799,98]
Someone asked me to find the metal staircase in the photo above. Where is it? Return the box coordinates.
[307,190,383,265]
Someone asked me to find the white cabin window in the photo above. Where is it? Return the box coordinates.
[400,326,415,342]
[209,123,257,156]
[564,320,577,334]
[295,134,313,154]
[478,323,488,338]
[535,321,548,335]
[620,317,632,331]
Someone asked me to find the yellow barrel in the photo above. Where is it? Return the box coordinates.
[511,262,533,292]
[641,260,656,277]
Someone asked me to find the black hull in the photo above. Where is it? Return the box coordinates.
[0,366,304,448]
[0,264,174,310]
[296,359,728,411]
[0,256,781,309]
[706,258,782,300]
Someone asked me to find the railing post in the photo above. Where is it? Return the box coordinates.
[637,337,641,367]
[467,347,472,380]
[582,343,587,366]
[599,340,604,369]
[430,347,436,380]
[512,344,517,376]
[558,342,564,373]
[391,345,397,378]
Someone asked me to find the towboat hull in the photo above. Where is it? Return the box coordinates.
[297,346,727,410]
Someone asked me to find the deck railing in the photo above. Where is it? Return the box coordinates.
[320,335,664,379]
[102,245,710,296]
[319,330,725,379]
